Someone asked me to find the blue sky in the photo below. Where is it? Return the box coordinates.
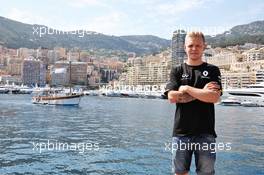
[0,0,263,39]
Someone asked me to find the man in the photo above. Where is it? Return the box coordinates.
[165,32,222,175]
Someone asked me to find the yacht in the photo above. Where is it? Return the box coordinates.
[221,82,264,107]
[221,97,241,106]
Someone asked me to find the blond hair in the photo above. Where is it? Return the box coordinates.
[185,31,205,43]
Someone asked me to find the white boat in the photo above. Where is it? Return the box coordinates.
[0,87,9,94]
[32,61,83,106]
[241,101,259,107]
[102,90,121,97]
[32,84,51,94]
[19,87,33,94]
[83,90,99,96]
[221,97,241,106]
[32,90,83,106]
[222,82,264,107]
[12,84,33,94]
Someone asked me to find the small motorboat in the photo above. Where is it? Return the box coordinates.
[32,89,83,106]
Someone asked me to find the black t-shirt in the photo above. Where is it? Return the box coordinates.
[165,62,222,138]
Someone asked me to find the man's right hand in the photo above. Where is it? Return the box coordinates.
[168,91,181,103]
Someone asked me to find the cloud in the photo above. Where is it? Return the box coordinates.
[66,0,110,8]
[56,0,218,37]
[246,1,264,17]
[218,1,264,29]
[84,11,127,35]
[6,8,49,25]
[2,0,259,39]
[147,0,211,16]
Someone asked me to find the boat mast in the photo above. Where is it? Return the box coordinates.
[69,60,72,94]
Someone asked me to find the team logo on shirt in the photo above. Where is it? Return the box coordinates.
[202,70,209,77]
[201,70,210,79]
[182,74,189,78]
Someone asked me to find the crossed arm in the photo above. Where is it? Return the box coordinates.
[168,82,221,104]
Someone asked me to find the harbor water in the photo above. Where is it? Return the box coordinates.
[0,95,263,175]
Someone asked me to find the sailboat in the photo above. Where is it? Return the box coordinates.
[32,61,83,106]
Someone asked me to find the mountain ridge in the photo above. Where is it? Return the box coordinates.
[0,16,263,54]
[0,16,170,55]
